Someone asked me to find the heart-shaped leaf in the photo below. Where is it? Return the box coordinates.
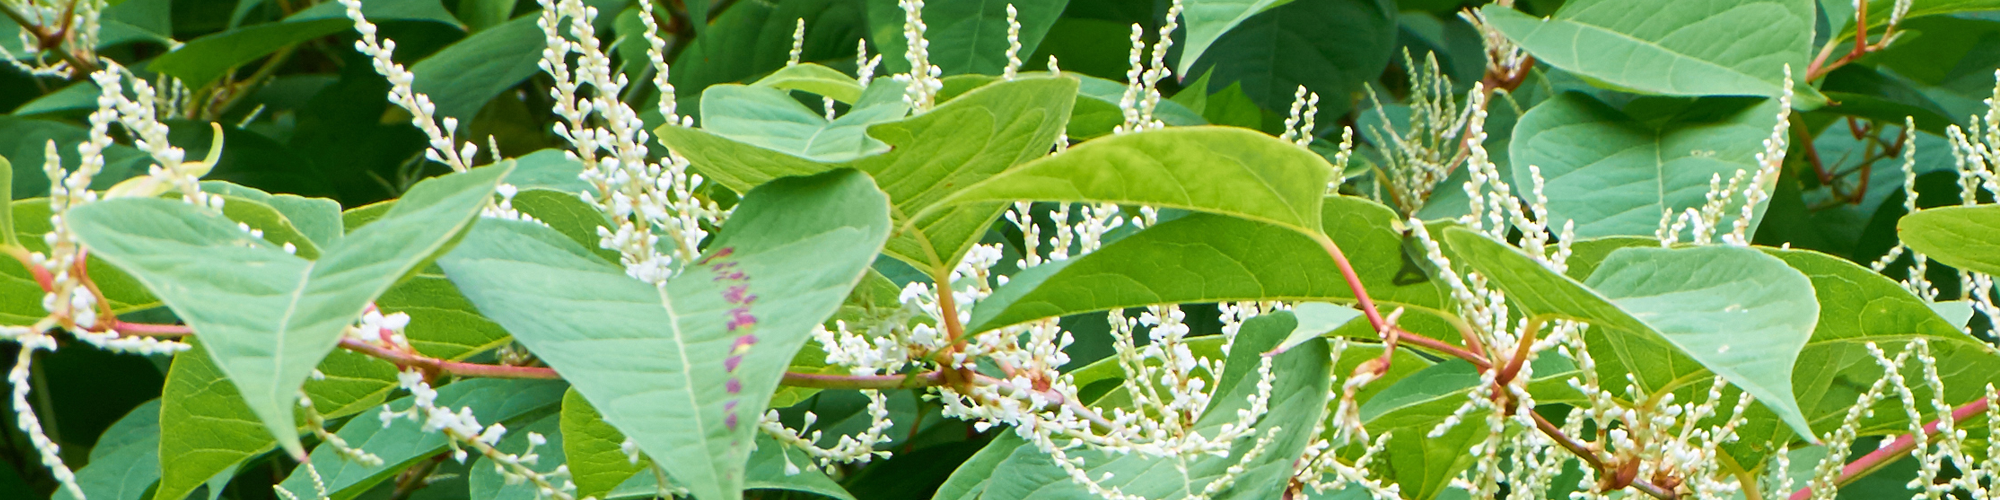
[440,169,891,500]
[1510,93,1785,238]
[1444,228,1819,440]
[1481,0,1816,102]
[68,163,512,457]
[699,79,911,163]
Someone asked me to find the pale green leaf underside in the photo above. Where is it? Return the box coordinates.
[943,125,1333,237]
[69,164,510,457]
[441,169,890,500]
[1175,0,1294,74]
[1481,0,1813,100]
[1899,205,2000,276]
[751,63,865,103]
[700,79,910,163]
[1443,229,1819,440]
[1273,301,1362,354]
[1510,93,1783,239]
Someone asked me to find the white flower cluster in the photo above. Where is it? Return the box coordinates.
[347,305,413,348]
[340,0,479,173]
[1657,67,1795,247]
[1366,53,1477,216]
[1280,86,1321,149]
[891,0,942,112]
[758,392,894,469]
[379,370,577,500]
[530,0,721,285]
[1112,0,1181,135]
[1002,5,1023,80]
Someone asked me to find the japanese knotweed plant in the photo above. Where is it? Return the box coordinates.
[7,0,2000,499]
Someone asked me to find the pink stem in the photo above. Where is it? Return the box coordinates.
[1789,397,1991,500]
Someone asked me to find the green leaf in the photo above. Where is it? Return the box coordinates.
[1481,0,1819,102]
[200,181,345,250]
[75,399,162,500]
[864,0,1069,76]
[600,433,859,500]
[154,342,399,500]
[752,63,867,103]
[1441,228,1820,440]
[1176,0,1295,74]
[944,126,1333,236]
[375,273,512,361]
[933,434,1029,500]
[668,0,867,117]
[1510,93,1785,238]
[410,13,548,123]
[1184,0,1397,118]
[970,196,1449,334]
[1898,205,2000,276]
[3,200,160,326]
[1067,73,1208,140]
[661,76,1077,276]
[2,116,152,199]
[699,79,911,162]
[977,311,1332,499]
[149,0,462,88]
[1273,302,1362,354]
[439,169,891,500]
[213,194,323,259]
[508,148,594,195]
[70,164,511,457]
[1357,356,1581,499]
[1722,249,2000,466]
[274,379,568,500]
[563,389,652,500]
[0,155,11,247]
[510,188,619,264]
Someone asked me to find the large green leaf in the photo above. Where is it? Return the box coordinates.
[668,0,868,117]
[148,0,462,88]
[944,126,1333,236]
[2,116,151,199]
[864,0,1068,76]
[660,76,1076,276]
[1357,356,1581,500]
[969,196,1448,334]
[975,311,1331,499]
[1723,249,2000,466]
[409,13,547,123]
[375,273,513,360]
[1176,0,1294,74]
[469,412,567,500]
[1481,0,1816,101]
[563,389,653,500]
[75,399,163,500]
[69,164,510,457]
[273,379,568,500]
[439,169,891,500]
[752,63,867,104]
[154,342,398,500]
[200,181,345,250]
[1442,228,1820,439]
[1510,93,1785,238]
[2,200,159,326]
[698,79,910,163]
[1184,0,1397,118]
[1898,205,2000,276]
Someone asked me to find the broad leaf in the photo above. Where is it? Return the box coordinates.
[753,63,866,103]
[1898,205,2000,276]
[1176,0,1294,74]
[976,311,1332,500]
[154,343,398,500]
[1358,356,1581,499]
[1184,0,1397,118]
[1482,0,1817,101]
[1510,93,1785,238]
[149,0,461,88]
[375,273,512,360]
[969,196,1449,334]
[699,79,910,163]
[660,76,1076,276]
[1442,228,1820,440]
[274,379,568,500]
[75,399,163,500]
[1273,302,1363,353]
[440,169,892,500]
[70,163,511,457]
[410,13,548,123]
[2,200,158,326]
[944,126,1333,236]
[470,413,567,500]
[200,181,345,249]
[563,389,653,500]
[599,434,859,500]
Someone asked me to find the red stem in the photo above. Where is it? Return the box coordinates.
[110,321,192,336]
[1788,397,1992,500]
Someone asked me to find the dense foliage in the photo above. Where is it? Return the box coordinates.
[4,0,2000,499]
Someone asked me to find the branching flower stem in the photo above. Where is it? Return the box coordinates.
[1787,397,1993,500]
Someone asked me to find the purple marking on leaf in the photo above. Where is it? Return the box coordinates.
[711,260,737,272]
[724,284,752,304]
[726,412,739,430]
[728,307,758,331]
[697,247,735,265]
[726,378,742,394]
[725,400,738,411]
[730,334,758,355]
[724,355,742,372]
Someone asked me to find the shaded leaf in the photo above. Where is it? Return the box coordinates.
[1176,0,1295,74]
[74,399,162,500]
[865,0,1069,76]
[70,164,511,456]
[1481,0,1818,102]
[149,0,462,88]
[410,13,548,123]
[440,169,891,500]
[274,379,568,500]
[1185,0,1397,118]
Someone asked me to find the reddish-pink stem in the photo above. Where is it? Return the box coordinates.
[1789,397,1992,500]
[110,321,192,336]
